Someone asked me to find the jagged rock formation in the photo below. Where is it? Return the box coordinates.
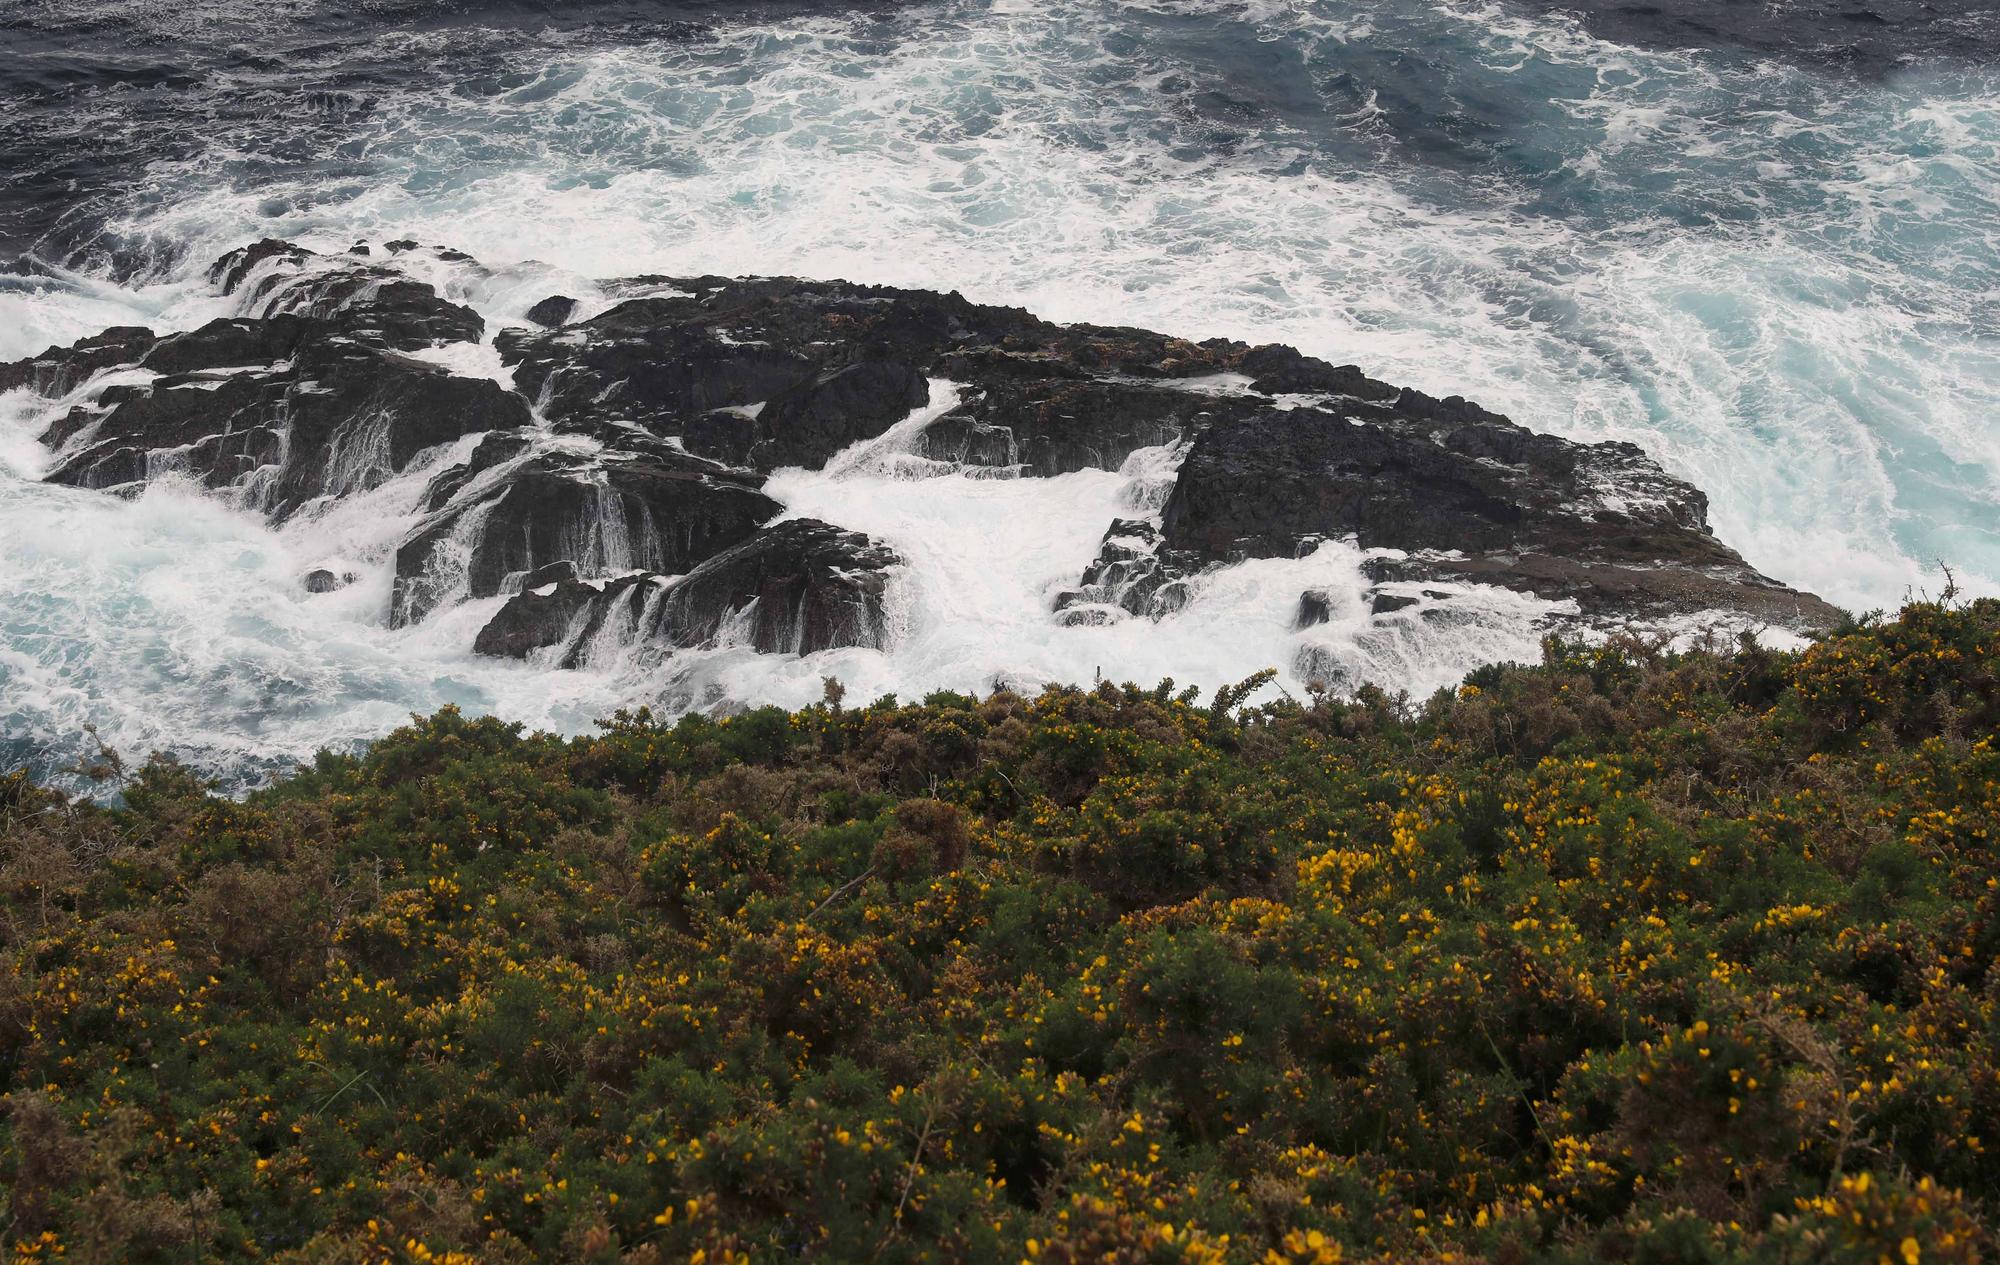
[470,562,656,664]
[1155,395,1844,629]
[16,242,525,515]
[391,441,779,626]
[44,333,528,516]
[0,238,1845,690]
[474,519,901,664]
[207,239,486,349]
[648,518,902,655]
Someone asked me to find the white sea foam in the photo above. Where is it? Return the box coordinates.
[16,0,1991,607]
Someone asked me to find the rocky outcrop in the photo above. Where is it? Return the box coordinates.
[9,237,1845,695]
[647,518,902,655]
[472,519,902,662]
[1149,390,1844,631]
[40,335,528,517]
[209,239,484,350]
[11,244,519,517]
[470,562,656,663]
[392,444,779,626]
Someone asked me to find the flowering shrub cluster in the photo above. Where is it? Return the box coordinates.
[3,599,1997,1263]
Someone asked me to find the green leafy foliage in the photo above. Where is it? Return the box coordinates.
[3,601,1999,1264]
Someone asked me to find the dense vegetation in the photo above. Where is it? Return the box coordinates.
[3,601,1998,1265]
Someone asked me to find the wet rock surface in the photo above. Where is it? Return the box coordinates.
[391,445,779,626]
[209,239,485,350]
[524,294,578,328]
[646,517,902,655]
[471,562,655,663]
[1156,399,1843,630]
[40,334,528,518]
[472,519,902,663]
[2,238,1846,688]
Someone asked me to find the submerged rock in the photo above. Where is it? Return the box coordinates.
[302,568,356,594]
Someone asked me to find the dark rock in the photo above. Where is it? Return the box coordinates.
[44,339,528,516]
[302,568,356,593]
[525,295,578,328]
[472,563,657,662]
[647,518,902,654]
[137,315,313,376]
[1164,408,1532,560]
[1297,588,1336,627]
[1359,556,1404,585]
[207,241,484,350]
[1158,405,1842,631]
[1051,519,1195,620]
[411,431,537,515]
[251,269,483,350]
[474,561,585,658]
[393,446,780,626]
[497,277,1249,475]
[731,360,929,470]
[1369,591,1420,616]
[501,298,824,436]
[1238,344,1399,400]
[0,326,157,397]
[474,520,906,663]
[688,362,928,472]
[917,374,1241,476]
[675,360,927,471]
[208,238,313,295]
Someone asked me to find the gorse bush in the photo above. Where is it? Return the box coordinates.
[3,600,1998,1264]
